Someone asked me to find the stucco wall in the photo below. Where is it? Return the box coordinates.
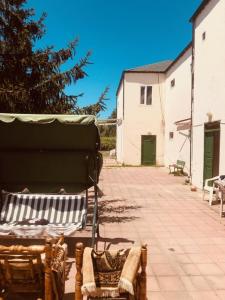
[164,47,192,174]
[116,82,124,163]
[192,0,225,187]
[121,72,166,165]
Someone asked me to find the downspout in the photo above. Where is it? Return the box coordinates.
[122,74,125,164]
[123,75,125,120]
[190,21,195,183]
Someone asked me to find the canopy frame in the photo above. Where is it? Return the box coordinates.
[0,114,102,246]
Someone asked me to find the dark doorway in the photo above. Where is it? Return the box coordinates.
[203,122,220,182]
[141,135,156,165]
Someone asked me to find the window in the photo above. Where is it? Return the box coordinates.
[146,86,152,105]
[171,79,175,87]
[169,132,174,139]
[140,86,152,105]
[202,31,206,40]
[140,86,145,104]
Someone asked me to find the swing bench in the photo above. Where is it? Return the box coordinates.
[0,113,102,247]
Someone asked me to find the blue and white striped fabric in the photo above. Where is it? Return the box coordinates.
[0,192,87,237]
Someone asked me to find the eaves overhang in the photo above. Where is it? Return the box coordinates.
[189,0,212,23]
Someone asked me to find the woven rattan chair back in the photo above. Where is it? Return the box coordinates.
[75,243,147,300]
[0,236,65,300]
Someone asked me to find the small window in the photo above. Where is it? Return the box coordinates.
[140,86,152,105]
[202,32,206,40]
[146,86,152,105]
[140,86,145,104]
[169,132,174,139]
[171,79,175,87]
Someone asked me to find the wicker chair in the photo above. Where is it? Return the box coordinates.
[75,243,147,300]
[0,236,66,300]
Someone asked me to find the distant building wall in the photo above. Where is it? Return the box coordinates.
[164,46,192,175]
[116,81,124,163]
[120,72,166,166]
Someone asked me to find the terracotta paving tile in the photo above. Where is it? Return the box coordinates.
[150,254,171,263]
[189,276,212,290]
[181,264,201,276]
[198,244,222,253]
[150,245,163,254]
[196,263,224,275]
[188,253,213,263]
[216,262,225,273]
[216,290,225,299]
[212,238,225,245]
[189,291,220,299]
[171,263,186,276]
[162,291,192,299]
[181,244,202,253]
[209,253,225,263]
[180,276,197,291]
[174,254,192,264]
[151,264,177,276]
[206,275,225,289]
[147,276,161,291]
[148,292,165,300]
[65,166,225,299]
[157,276,186,291]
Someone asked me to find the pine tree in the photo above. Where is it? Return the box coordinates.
[0,0,108,114]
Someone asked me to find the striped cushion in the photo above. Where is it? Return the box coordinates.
[0,192,87,226]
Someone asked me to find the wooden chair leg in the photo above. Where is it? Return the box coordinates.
[45,239,53,300]
[75,243,84,300]
[220,192,224,218]
[139,245,147,300]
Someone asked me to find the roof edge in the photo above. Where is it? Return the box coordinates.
[125,70,168,74]
[116,68,168,96]
[189,0,212,22]
[116,71,125,97]
[165,42,192,73]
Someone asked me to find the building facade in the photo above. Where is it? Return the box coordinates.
[116,0,225,188]
[191,0,225,187]
[164,44,192,175]
[116,62,171,166]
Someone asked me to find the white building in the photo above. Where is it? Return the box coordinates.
[191,0,225,187]
[116,0,225,188]
[164,44,192,175]
[116,49,192,170]
[116,61,171,166]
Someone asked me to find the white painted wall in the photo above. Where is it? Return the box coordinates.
[118,72,166,166]
[116,81,124,163]
[192,0,225,187]
[164,47,192,175]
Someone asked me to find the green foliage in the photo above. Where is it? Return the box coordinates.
[76,86,109,117]
[0,0,108,114]
[99,107,117,137]
[99,124,116,137]
[110,108,117,119]
[100,136,116,151]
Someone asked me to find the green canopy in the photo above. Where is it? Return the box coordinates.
[0,113,102,193]
[0,113,96,125]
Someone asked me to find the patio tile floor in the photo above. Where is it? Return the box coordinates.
[65,166,225,299]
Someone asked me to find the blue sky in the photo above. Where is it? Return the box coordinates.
[28,0,201,118]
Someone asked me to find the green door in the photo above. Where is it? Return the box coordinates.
[203,132,214,182]
[141,135,156,165]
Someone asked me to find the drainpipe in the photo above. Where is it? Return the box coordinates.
[190,20,196,184]
[123,74,125,120]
